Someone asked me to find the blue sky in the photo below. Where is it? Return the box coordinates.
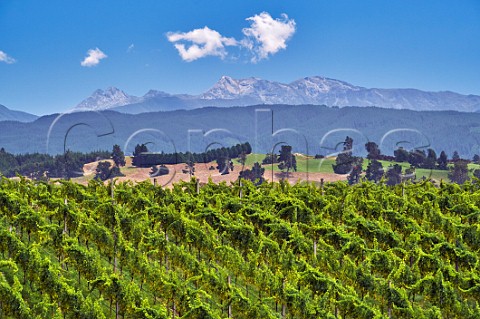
[1,0,479,115]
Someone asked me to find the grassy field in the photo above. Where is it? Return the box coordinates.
[235,153,337,173]
[237,153,480,183]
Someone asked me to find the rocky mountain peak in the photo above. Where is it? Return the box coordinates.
[76,87,140,110]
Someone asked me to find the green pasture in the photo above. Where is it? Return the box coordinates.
[237,153,480,182]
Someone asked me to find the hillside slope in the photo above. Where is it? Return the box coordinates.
[3,105,480,158]
[0,104,38,122]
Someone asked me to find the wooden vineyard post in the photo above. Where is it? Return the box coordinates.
[64,198,68,235]
[239,179,243,198]
[113,232,117,273]
[282,278,286,318]
[62,198,68,271]
[335,290,338,318]
[110,178,114,200]
[165,231,169,271]
[111,178,119,319]
[388,281,392,318]
[228,275,232,318]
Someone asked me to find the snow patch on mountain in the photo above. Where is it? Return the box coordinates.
[74,76,480,113]
[202,76,367,105]
[76,87,141,110]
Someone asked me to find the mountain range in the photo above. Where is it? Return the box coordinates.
[2,75,480,124]
[75,76,480,113]
[2,75,480,159]
[0,104,38,122]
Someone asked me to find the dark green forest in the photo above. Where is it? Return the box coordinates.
[0,148,110,179]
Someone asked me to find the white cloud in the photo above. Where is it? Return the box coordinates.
[0,50,16,64]
[242,12,296,62]
[166,12,295,63]
[80,48,107,67]
[127,44,135,53]
[167,26,237,62]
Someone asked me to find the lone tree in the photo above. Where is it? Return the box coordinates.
[185,160,195,176]
[94,161,123,181]
[365,142,381,160]
[424,149,437,169]
[278,145,297,175]
[111,144,126,167]
[365,159,384,183]
[95,162,111,181]
[452,151,460,162]
[437,151,448,170]
[347,157,363,185]
[333,136,354,174]
[216,157,233,175]
[343,136,353,151]
[239,162,265,185]
[408,149,426,168]
[394,147,409,163]
[238,152,247,166]
[386,164,403,186]
[448,160,469,184]
[473,154,480,164]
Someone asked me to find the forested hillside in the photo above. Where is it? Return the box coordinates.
[3,105,480,158]
[0,178,479,318]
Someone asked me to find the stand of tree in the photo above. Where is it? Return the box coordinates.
[132,142,252,167]
[328,137,478,186]
[333,136,355,174]
[394,147,465,171]
[277,145,297,174]
[94,145,127,181]
[0,148,110,180]
[239,162,265,185]
[94,161,124,181]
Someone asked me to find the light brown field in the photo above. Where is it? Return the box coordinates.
[75,157,346,187]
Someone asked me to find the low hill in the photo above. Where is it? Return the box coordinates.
[0,104,38,122]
